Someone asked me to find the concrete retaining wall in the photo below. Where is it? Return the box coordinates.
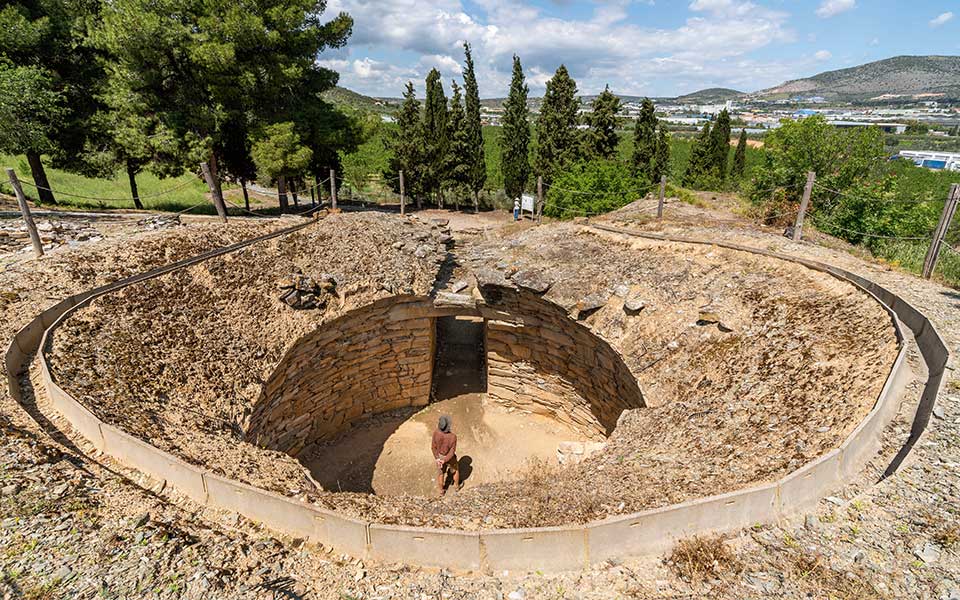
[4,220,946,573]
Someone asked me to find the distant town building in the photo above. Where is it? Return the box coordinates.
[829,121,908,134]
[897,150,960,171]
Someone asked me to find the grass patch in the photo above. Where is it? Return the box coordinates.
[864,238,960,289]
[781,550,888,599]
[0,154,210,212]
[668,535,741,581]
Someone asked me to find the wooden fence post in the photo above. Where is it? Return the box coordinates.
[792,171,816,242]
[6,168,44,257]
[657,175,666,220]
[536,175,543,225]
[399,170,406,216]
[330,168,337,210]
[923,183,960,279]
[200,162,228,223]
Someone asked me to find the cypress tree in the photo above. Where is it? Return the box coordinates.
[389,81,425,207]
[500,55,530,201]
[731,128,748,179]
[535,64,579,185]
[709,108,732,180]
[422,68,449,205]
[652,122,670,183]
[632,98,657,181]
[462,42,486,211]
[581,85,621,160]
[447,81,470,209]
[684,121,712,184]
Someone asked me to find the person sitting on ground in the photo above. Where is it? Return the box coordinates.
[432,415,459,495]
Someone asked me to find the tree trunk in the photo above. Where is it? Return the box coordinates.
[127,161,144,209]
[292,179,299,207]
[474,190,480,213]
[25,151,56,205]
[315,176,322,205]
[240,179,250,210]
[309,184,315,207]
[278,176,289,211]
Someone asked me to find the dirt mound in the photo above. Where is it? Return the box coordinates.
[43,216,897,530]
[47,212,447,494]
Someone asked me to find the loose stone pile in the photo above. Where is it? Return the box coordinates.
[0,219,102,253]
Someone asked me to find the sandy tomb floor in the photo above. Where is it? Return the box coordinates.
[302,393,588,497]
[44,214,899,530]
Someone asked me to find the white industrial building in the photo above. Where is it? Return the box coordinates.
[897,150,960,171]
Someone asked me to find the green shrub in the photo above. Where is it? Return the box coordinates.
[543,159,646,219]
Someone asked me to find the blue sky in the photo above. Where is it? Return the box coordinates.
[317,0,958,98]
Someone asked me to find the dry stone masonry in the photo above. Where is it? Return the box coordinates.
[248,296,436,457]
[482,286,645,437]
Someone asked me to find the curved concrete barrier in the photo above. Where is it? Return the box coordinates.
[4,219,944,573]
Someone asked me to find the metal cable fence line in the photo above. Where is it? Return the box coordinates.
[174,201,211,215]
[941,242,960,256]
[818,221,934,241]
[17,175,201,202]
[812,181,946,205]
[245,178,329,198]
[542,181,659,197]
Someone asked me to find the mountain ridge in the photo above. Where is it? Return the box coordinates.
[323,55,960,110]
[756,55,960,101]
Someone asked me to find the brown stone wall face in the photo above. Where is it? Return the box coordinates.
[247,296,436,456]
[481,288,645,438]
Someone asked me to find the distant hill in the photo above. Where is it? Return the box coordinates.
[757,55,960,102]
[321,86,400,114]
[673,88,745,104]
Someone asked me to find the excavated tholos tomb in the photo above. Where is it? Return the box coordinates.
[6,212,943,572]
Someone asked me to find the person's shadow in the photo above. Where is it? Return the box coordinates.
[458,455,473,486]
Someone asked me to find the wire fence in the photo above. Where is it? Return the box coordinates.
[17,175,201,202]
[812,181,944,205]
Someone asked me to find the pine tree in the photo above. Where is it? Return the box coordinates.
[684,121,712,184]
[709,108,732,180]
[652,122,670,184]
[422,68,449,205]
[500,55,530,201]
[390,82,425,207]
[731,128,748,180]
[462,42,486,211]
[535,64,579,185]
[447,81,471,210]
[581,85,621,160]
[632,98,657,181]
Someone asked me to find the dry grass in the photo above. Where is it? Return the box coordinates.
[780,550,888,600]
[668,535,741,581]
[935,525,960,549]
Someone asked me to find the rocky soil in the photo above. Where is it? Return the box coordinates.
[46,212,447,496]
[39,210,897,531]
[1,202,958,599]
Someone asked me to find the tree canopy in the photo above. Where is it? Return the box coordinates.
[501,55,530,200]
[535,65,579,185]
[462,42,486,208]
[581,86,621,160]
[632,98,657,181]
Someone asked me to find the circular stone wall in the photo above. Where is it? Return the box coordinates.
[246,288,645,463]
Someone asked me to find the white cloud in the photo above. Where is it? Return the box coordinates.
[930,12,954,27]
[319,0,798,97]
[814,50,832,61]
[815,0,855,18]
